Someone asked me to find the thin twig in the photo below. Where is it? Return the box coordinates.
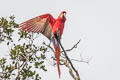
[71,59,89,64]
[62,39,81,52]
[43,42,54,53]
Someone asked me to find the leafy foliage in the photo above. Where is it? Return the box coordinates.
[0,16,48,80]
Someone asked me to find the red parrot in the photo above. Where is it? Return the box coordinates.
[19,11,66,78]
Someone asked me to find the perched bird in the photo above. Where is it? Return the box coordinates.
[19,11,66,78]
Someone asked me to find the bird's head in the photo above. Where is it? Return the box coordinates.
[58,11,66,22]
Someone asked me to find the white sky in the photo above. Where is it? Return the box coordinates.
[0,0,120,80]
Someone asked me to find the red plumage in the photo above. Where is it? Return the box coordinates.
[54,41,61,78]
[19,11,66,78]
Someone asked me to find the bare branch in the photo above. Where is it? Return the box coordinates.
[71,59,89,64]
[43,39,81,54]
[62,39,81,52]
[58,39,80,80]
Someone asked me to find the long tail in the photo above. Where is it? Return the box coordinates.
[54,42,61,78]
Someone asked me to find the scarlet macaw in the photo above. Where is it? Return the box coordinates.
[19,11,66,78]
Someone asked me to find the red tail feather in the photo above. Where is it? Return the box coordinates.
[54,44,61,78]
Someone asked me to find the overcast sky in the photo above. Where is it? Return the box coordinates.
[0,0,120,80]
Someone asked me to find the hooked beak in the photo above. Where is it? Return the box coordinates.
[63,12,66,18]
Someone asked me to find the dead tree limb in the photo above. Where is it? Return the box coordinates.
[58,39,80,80]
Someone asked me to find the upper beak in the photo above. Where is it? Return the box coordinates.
[63,13,66,17]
